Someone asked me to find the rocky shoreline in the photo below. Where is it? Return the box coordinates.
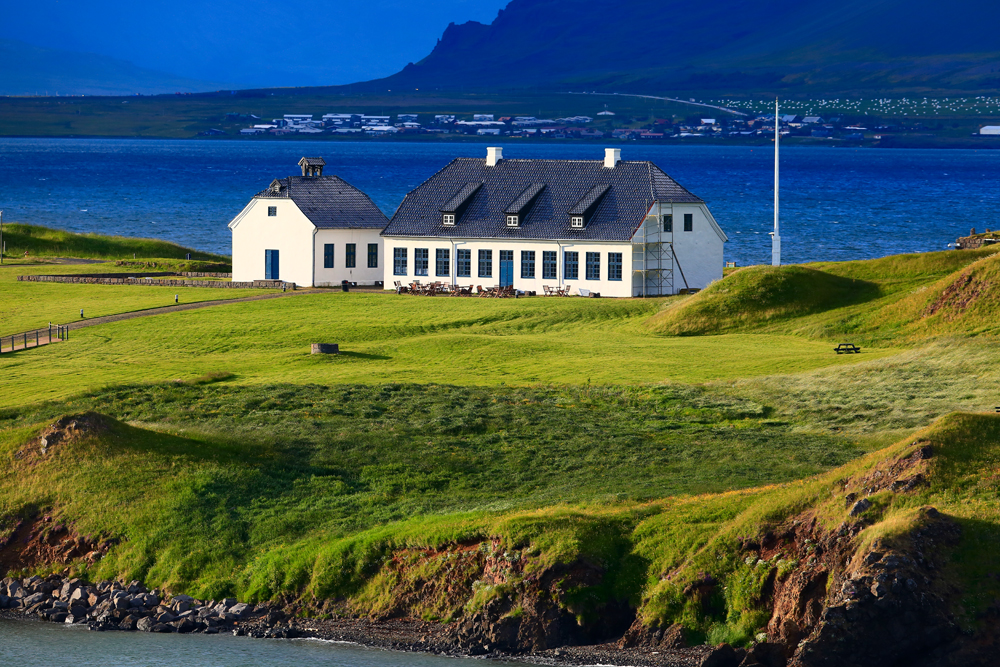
[0,573,734,667]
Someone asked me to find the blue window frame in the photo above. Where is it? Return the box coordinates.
[264,249,279,280]
[368,243,378,268]
[608,252,623,281]
[478,249,492,278]
[456,249,471,277]
[542,251,557,280]
[585,252,600,280]
[521,250,535,279]
[414,248,429,276]
[345,243,356,268]
[564,251,579,281]
[436,248,450,277]
[393,247,407,276]
[323,243,334,269]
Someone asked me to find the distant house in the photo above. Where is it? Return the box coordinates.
[229,158,388,287]
[473,114,495,121]
[802,116,823,124]
[381,147,726,297]
[980,126,1000,136]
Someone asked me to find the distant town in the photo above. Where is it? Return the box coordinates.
[221,109,1000,143]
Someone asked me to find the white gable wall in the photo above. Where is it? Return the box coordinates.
[630,202,725,296]
[313,229,385,286]
[229,198,317,286]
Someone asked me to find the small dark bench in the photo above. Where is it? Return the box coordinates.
[834,343,861,354]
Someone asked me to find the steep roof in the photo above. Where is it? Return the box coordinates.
[255,175,388,230]
[382,157,704,241]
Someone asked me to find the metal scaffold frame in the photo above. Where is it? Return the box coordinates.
[631,202,676,297]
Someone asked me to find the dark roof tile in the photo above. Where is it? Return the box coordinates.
[256,175,388,230]
[383,157,702,241]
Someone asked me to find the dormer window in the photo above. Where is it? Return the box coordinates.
[506,215,520,227]
[571,216,584,228]
[442,214,455,226]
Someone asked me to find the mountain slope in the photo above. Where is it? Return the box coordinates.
[0,38,227,96]
[377,0,1000,94]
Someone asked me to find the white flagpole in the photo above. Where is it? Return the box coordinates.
[771,98,781,266]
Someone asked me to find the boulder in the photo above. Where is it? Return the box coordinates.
[69,588,88,607]
[229,602,253,619]
[137,617,156,632]
[126,581,146,595]
[22,592,46,607]
[155,611,177,624]
[65,614,86,624]
[112,595,131,610]
[173,594,195,603]
[174,600,191,613]
[119,615,140,631]
[7,581,24,598]
[49,612,68,624]
[151,623,173,633]
[0,594,9,609]
[701,643,740,667]
[172,618,197,633]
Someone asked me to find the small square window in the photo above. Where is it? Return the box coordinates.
[442,214,455,226]
[506,215,519,227]
[571,216,584,228]
[267,206,277,217]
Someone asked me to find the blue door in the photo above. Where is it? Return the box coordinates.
[499,250,514,287]
[265,249,279,280]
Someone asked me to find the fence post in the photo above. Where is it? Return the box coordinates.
[23,332,27,349]
[35,330,39,347]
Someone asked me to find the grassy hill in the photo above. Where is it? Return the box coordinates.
[1,223,228,263]
[4,234,1000,659]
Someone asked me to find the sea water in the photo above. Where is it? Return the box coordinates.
[0,138,997,266]
[0,617,490,667]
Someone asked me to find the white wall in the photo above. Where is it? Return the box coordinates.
[630,202,725,295]
[313,229,385,286]
[230,198,316,286]
[383,237,634,298]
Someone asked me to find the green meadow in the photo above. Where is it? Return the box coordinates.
[4,225,1000,646]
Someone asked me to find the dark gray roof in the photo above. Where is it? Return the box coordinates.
[256,175,389,230]
[382,157,704,241]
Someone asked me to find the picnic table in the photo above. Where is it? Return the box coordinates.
[834,343,861,354]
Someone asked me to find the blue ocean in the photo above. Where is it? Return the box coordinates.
[0,138,997,265]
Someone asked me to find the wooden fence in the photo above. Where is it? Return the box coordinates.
[0,323,69,354]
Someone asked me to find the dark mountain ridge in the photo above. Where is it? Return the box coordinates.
[371,0,1000,94]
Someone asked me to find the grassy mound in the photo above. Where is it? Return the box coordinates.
[0,223,227,262]
[648,265,879,336]
[3,381,1000,649]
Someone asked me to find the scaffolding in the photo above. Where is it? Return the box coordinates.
[632,203,683,297]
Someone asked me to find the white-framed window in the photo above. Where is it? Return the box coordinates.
[506,215,519,227]
[571,216,584,228]
[442,214,455,226]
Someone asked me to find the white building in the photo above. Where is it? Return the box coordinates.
[381,147,726,297]
[229,158,389,287]
[980,126,1000,136]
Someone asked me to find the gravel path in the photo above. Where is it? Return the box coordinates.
[67,289,321,331]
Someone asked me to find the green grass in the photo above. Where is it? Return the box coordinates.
[0,379,861,600]
[6,230,1000,649]
[1,223,228,261]
[0,261,276,335]
[0,290,898,408]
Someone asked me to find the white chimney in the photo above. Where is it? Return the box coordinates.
[604,148,621,169]
[486,146,503,167]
